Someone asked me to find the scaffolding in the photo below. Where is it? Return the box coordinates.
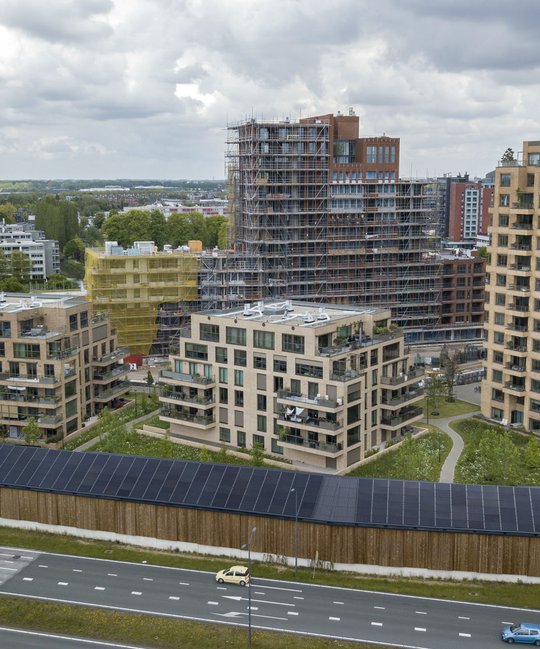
[85,249,200,356]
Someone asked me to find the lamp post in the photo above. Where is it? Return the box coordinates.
[290,487,299,577]
[241,526,257,647]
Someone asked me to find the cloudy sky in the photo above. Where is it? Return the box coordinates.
[1,0,539,180]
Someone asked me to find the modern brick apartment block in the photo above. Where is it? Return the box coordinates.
[482,140,540,430]
[440,252,486,328]
[159,301,424,472]
[0,292,129,441]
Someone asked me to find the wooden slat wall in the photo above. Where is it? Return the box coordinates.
[1,488,538,577]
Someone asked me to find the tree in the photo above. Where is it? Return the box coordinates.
[203,215,227,248]
[0,250,10,279]
[146,370,154,388]
[149,210,167,249]
[22,417,41,445]
[0,203,16,223]
[501,148,516,162]
[166,213,191,247]
[425,374,445,416]
[0,276,26,292]
[34,197,79,248]
[217,220,229,249]
[525,437,540,469]
[440,349,459,402]
[102,210,153,248]
[10,250,32,283]
[250,443,265,467]
[63,236,85,262]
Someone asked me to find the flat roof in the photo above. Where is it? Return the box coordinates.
[0,293,88,313]
[0,445,538,537]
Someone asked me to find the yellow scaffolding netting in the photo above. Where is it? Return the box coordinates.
[85,249,200,356]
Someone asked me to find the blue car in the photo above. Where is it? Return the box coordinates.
[502,623,540,645]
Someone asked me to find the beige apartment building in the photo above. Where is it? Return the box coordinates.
[482,140,540,430]
[159,301,424,472]
[0,292,129,441]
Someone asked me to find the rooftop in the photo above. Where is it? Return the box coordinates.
[0,292,89,313]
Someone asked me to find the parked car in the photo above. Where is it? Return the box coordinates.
[501,623,540,644]
[215,565,250,586]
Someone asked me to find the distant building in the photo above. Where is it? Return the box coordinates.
[159,300,424,473]
[0,221,60,279]
[0,292,129,441]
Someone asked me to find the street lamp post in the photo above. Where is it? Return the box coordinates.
[241,526,257,647]
[290,488,299,577]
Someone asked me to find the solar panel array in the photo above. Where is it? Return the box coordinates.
[0,445,538,536]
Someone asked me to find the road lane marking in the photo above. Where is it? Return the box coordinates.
[179,582,190,586]
[22,577,33,581]
[0,626,150,648]
[73,569,83,573]
[371,622,383,627]
[254,591,266,595]
[143,578,153,581]
[293,596,304,600]
[107,573,118,577]
[373,606,385,610]
[169,596,180,601]
[0,567,16,572]
[207,601,218,606]
[502,621,514,625]
[415,611,427,615]
[250,584,302,593]
[459,633,472,637]
[222,595,293,607]
[216,587,227,590]
[38,565,48,568]
[459,616,470,620]
[333,601,344,605]
[329,616,340,621]
[248,607,258,611]
[288,611,299,616]
[131,591,142,596]
[95,587,105,591]
[414,627,426,632]
[57,582,69,586]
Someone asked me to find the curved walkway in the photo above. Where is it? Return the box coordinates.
[434,413,471,483]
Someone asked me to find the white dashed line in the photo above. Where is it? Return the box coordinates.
[216,587,227,590]
[329,616,340,621]
[38,565,48,568]
[169,596,180,601]
[21,556,33,560]
[131,591,142,596]
[179,582,190,586]
[333,601,344,605]
[254,591,266,595]
[459,633,472,638]
[415,611,427,615]
[414,627,427,632]
[143,578,153,581]
[293,596,304,600]
[371,622,383,627]
[107,573,117,577]
[459,616,470,620]
[502,621,513,625]
[207,601,219,606]
[374,606,385,610]
[288,611,299,616]
[94,587,105,591]
[57,582,69,586]
[72,569,82,573]
[22,577,33,582]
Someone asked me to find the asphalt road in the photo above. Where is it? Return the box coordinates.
[0,546,539,649]
[0,627,148,649]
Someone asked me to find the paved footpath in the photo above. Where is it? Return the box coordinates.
[433,413,472,483]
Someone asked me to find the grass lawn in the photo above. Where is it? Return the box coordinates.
[347,430,452,482]
[452,418,540,486]
[418,397,479,419]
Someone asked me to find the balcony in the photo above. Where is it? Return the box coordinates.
[0,372,68,386]
[504,382,526,393]
[160,369,215,386]
[381,388,424,408]
[508,284,530,293]
[510,243,532,251]
[505,324,528,333]
[278,410,342,431]
[93,364,130,383]
[160,388,214,407]
[505,363,527,373]
[92,347,129,366]
[93,381,130,402]
[48,347,79,360]
[506,342,527,352]
[380,367,424,386]
[0,390,60,404]
[381,406,423,428]
[279,434,343,454]
[507,303,529,313]
[160,408,215,428]
[276,390,341,409]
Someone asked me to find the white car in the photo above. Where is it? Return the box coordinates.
[215,565,250,586]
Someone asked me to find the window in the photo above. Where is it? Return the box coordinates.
[291,379,301,395]
[492,369,502,383]
[282,333,305,354]
[80,311,88,328]
[494,331,504,344]
[348,404,360,424]
[0,342,4,356]
[528,152,540,165]
[185,342,208,360]
[257,394,267,411]
[234,349,247,367]
[253,434,265,449]
[495,293,505,306]
[234,369,244,386]
[215,347,228,363]
[237,430,246,447]
[493,350,503,364]
[69,314,78,331]
[347,425,360,446]
[257,415,267,432]
[219,367,228,383]
[271,438,283,455]
[254,355,266,369]
[500,174,511,187]
[273,358,287,373]
[235,390,244,407]
[200,323,219,342]
[499,194,510,207]
[494,312,505,325]
[219,427,231,443]
[0,321,11,338]
[499,214,509,227]
[219,387,228,403]
[253,330,274,350]
[226,326,246,346]
[296,362,323,378]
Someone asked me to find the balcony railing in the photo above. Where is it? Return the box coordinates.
[0,391,60,404]
[93,364,130,382]
[276,390,340,409]
[92,346,129,365]
[160,369,215,385]
[160,388,214,406]
[381,388,424,406]
[381,406,423,427]
[160,408,215,426]
[280,434,342,453]
[93,381,130,401]
[505,363,526,372]
[380,367,424,386]
[48,347,79,360]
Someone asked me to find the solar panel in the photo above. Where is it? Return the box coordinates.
[0,445,539,538]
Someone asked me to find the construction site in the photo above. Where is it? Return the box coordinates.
[226,111,441,329]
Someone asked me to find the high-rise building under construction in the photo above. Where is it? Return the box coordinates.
[226,110,440,329]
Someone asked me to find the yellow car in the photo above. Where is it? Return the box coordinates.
[215,565,250,586]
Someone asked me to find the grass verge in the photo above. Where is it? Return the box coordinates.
[418,397,479,419]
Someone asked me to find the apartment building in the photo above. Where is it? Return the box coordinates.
[159,300,424,472]
[226,110,441,330]
[482,140,540,430]
[0,221,60,279]
[0,292,129,441]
